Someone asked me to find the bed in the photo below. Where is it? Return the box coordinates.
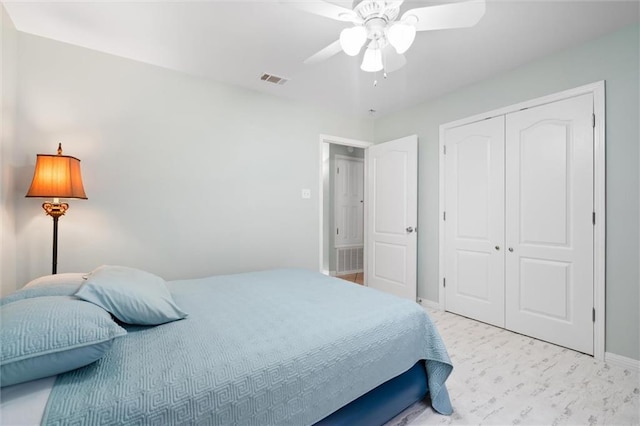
[0,268,453,425]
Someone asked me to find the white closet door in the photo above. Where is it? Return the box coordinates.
[505,94,594,355]
[444,116,505,327]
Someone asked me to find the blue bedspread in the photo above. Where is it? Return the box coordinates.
[43,269,453,425]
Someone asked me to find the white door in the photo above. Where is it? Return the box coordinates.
[366,135,418,300]
[444,116,506,327]
[334,157,364,247]
[505,94,594,355]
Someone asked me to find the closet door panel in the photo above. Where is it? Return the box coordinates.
[505,94,594,355]
[519,124,569,246]
[444,116,505,327]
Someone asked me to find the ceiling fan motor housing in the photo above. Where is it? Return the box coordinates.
[353,0,400,23]
[366,17,389,41]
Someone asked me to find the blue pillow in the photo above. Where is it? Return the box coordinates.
[75,265,187,325]
[0,285,83,307]
[0,296,127,387]
[0,273,87,307]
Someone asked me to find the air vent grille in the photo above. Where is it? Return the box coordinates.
[336,246,364,274]
[260,73,288,85]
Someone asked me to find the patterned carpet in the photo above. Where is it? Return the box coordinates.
[386,308,639,425]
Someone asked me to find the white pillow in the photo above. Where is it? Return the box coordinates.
[23,273,87,289]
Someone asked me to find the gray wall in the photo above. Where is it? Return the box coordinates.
[0,5,18,296]
[11,33,374,286]
[374,24,640,360]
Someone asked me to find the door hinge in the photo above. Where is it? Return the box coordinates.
[443,277,446,288]
[592,308,596,322]
[443,211,446,221]
[592,212,596,225]
[337,167,339,174]
[336,228,339,235]
[592,113,596,128]
[443,145,447,155]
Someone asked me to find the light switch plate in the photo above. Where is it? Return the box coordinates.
[301,189,311,199]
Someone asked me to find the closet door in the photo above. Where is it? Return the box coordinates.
[444,116,505,327]
[505,94,594,355]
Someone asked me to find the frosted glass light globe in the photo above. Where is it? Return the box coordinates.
[340,26,368,56]
[387,23,416,54]
[360,46,383,72]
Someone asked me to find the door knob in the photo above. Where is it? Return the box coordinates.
[406,226,414,233]
[495,245,500,251]
[508,247,514,252]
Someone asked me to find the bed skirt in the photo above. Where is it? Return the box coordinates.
[315,361,428,426]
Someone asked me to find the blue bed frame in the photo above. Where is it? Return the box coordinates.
[315,361,428,426]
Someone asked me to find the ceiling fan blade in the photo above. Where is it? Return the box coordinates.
[402,0,486,32]
[382,44,406,73]
[304,40,343,64]
[281,0,359,22]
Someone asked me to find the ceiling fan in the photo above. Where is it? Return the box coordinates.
[287,0,486,73]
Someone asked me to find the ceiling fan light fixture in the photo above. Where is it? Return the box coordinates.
[340,26,367,56]
[387,22,416,54]
[292,0,487,73]
[361,46,383,72]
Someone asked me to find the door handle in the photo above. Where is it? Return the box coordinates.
[495,245,500,251]
[406,226,414,233]
[508,247,514,252]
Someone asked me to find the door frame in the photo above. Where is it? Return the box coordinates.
[438,81,606,360]
[318,135,373,280]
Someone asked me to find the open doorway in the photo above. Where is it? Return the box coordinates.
[319,134,418,300]
[318,135,373,285]
[328,146,365,281]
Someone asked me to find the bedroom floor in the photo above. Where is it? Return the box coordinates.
[387,308,640,426]
[336,272,364,285]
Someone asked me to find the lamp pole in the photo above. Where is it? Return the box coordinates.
[42,201,69,275]
[52,216,59,274]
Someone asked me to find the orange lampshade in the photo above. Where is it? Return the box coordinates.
[26,150,87,199]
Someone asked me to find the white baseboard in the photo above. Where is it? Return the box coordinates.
[417,298,442,311]
[605,352,640,372]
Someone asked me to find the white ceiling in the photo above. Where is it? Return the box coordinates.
[3,0,639,117]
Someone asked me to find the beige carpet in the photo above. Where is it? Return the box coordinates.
[386,308,639,426]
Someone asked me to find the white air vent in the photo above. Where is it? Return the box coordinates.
[260,73,288,85]
[336,246,364,274]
